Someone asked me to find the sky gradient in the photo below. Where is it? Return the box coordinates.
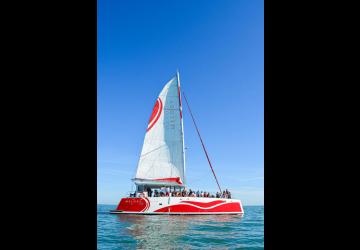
[98,0,264,205]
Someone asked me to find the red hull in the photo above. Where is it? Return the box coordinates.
[111,197,244,215]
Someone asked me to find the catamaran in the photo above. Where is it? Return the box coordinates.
[110,72,244,215]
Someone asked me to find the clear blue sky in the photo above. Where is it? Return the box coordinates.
[98,0,263,205]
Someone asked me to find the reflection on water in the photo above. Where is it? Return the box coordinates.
[115,214,243,250]
[98,205,263,250]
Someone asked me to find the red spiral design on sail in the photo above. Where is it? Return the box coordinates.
[147,98,163,132]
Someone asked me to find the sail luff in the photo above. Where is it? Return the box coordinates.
[177,70,186,186]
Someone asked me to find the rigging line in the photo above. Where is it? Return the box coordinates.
[182,91,222,194]
[140,144,167,158]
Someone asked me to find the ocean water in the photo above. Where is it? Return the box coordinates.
[97,204,263,250]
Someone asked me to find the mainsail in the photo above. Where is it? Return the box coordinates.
[134,73,185,186]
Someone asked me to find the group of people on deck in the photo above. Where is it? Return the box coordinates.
[216,190,232,199]
[143,187,231,199]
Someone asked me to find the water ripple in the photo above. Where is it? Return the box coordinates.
[98,205,263,249]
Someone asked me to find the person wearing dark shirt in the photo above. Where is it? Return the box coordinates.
[146,187,152,197]
[226,189,231,199]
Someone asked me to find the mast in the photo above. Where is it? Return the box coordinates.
[177,70,186,186]
[182,92,222,194]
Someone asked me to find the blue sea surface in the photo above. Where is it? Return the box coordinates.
[97,204,263,249]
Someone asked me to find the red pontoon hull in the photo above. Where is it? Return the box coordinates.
[110,197,244,215]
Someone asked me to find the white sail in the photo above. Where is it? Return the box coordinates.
[134,74,185,187]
